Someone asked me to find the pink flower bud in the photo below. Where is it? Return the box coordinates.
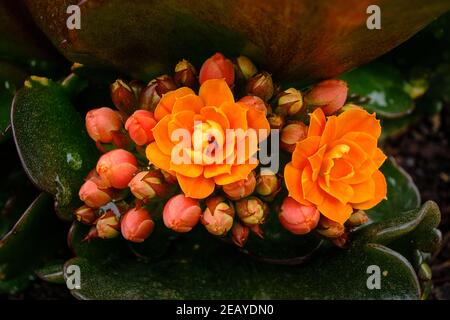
[199,52,235,86]
[128,170,169,201]
[222,171,256,201]
[85,107,122,143]
[267,113,285,130]
[96,149,138,189]
[201,196,235,236]
[125,110,157,146]
[121,207,155,243]
[236,196,269,226]
[280,122,308,153]
[231,222,250,247]
[79,179,112,208]
[255,171,281,201]
[316,216,345,238]
[305,79,348,115]
[239,95,269,115]
[276,88,303,116]
[279,197,320,235]
[163,194,201,233]
[74,205,97,225]
[96,211,120,239]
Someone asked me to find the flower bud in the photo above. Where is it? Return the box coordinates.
[238,95,269,115]
[96,211,120,239]
[96,149,138,189]
[163,194,202,233]
[222,171,256,200]
[201,196,235,236]
[316,216,345,238]
[199,52,235,86]
[231,222,250,247]
[246,71,274,102]
[124,110,157,145]
[236,196,269,226]
[235,55,257,81]
[174,59,198,89]
[255,171,281,201]
[111,79,138,115]
[345,210,369,227]
[267,113,285,130]
[121,207,155,243]
[331,233,349,248]
[128,80,144,98]
[249,224,264,239]
[276,88,303,116]
[280,122,308,153]
[79,179,112,208]
[74,205,97,225]
[153,74,177,95]
[161,169,178,184]
[85,107,122,143]
[138,82,160,111]
[305,79,348,115]
[129,170,169,201]
[279,197,320,235]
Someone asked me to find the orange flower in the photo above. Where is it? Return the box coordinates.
[146,79,270,199]
[284,107,387,224]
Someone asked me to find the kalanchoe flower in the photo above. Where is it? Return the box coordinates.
[163,194,202,233]
[79,179,112,208]
[276,88,303,116]
[267,113,285,130]
[111,79,138,115]
[121,207,155,243]
[138,82,160,111]
[280,122,308,153]
[174,59,198,89]
[96,211,120,239]
[246,71,274,102]
[85,107,122,143]
[279,197,320,235]
[96,149,138,189]
[236,196,269,226]
[124,110,157,145]
[74,205,97,225]
[238,95,269,115]
[255,171,281,201]
[153,75,177,95]
[199,52,235,86]
[201,196,235,236]
[345,210,369,227]
[128,170,170,201]
[316,216,345,238]
[235,55,257,81]
[305,79,348,115]
[222,171,256,201]
[231,222,250,247]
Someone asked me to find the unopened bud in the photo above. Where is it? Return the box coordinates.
[231,222,250,247]
[153,74,177,95]
[174,59,198,89]
[128,80,144,99]
[279,197,320,235]
[305,79,348,115]
[163,194,202,233]
[138,82,160,111]
[276,88,303,116]
[222,171,256,200]
[236,196,269,226]
[74,205,97,225]
[96,149,138,189]
[345,210,369,227]
[96,211,120,239]
[124,110,157,145]
[267,113,285,130]
[129,170,169,201]
[199,52,235,86]
[79,179,112,208]
[85,107,123,143]
[331,233,349,248]
[235,55,257,81]
[111,79,138,115]
[121,207,154,243]
[249,224,264,239]
[280,122,308,153]
[246,72,274,102]
[239,95,269,115]
[255,171,281,201]
[316,216,345,238]
[201,196,235,236]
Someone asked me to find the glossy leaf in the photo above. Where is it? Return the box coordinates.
[26,0,450,83]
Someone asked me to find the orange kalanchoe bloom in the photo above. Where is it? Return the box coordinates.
[146,79,270,199]
[284,107,387,224]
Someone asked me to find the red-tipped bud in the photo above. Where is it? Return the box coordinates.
[235,55,257,81]
[279,197,320,235]
[267,113,285,130]
[161,169,178,184]
[174,59,198,89]
[74,205,97,225]
[138,82,160,111]
[246,71,274,102]
[96,211,120,239]
[163,194,201,233]
[345,210,369,227]
[96,149,138,189]
[201,196,235,236]
[79,179,112,208]
[255,171,281,201]
[153,75,177,95]
[128,170,169,201]
[222,171,256,201]
[85,107,122,143]
[111,79,138,115]
[239,95,269,115]
[199,53,235,86]
[231,222,250,247]
[249,224,264,239]
[236,196,269,226]
[121,207,154,243]
[316,216,345,238]
[276,88,303,116]
[280,122,308,153]
[124,110,157,145]
[305,79,348,115]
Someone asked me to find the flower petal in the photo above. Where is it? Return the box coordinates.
[349,178,375,204]
[152,115,175,155]
[154,87,195,121]
[284,162,312,206]
[204,163,232,178]
[199,78,234,106]
[308,108,326,136]
[176,173,215,199]
[317,194,353,225]
[213,163,258,185]
[318,177,354,204]
[200,106,230,129]
[146,142,172,172]
[169,162,204,178]
[292,136,321,169]
[243,103,270,141]
[220,102,248,131]
[352,170,387,210]
[171,94,204,115]
[335,108,381,139]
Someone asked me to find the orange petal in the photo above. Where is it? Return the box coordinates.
[146,142,172,172]
[199,79,234,107]
[214,163,258,185]
[319,115,337,146]
[329,158,355,181]
[169,162,203,178]
[176,173,215,199]
[284,162,312,206]
[171,94,204,115]
[204,163,232,178]
[373,148,387,168]
[335,108,381,139]
[352,170,387,210]
[341,132,377,157]
[243,103,270,141]
[154,87,195,121]
[291,136,321,169]
[152,115,175,155]
[301,165,325,205]
[318,177,354,204]
[200,106,230,129]
[220,102,248,131]
[308,144,327,181]
[349,178,375,204]
[167,110,196,140]
[308,108,326,136]
[342,158,378,184]
[317,194,353,225]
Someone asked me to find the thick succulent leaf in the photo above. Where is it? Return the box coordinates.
[26,0,450,83]
[11,77,98,219]
[341,63,415,118]
[35,261,66,284]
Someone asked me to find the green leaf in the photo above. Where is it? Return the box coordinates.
[26,0,450,83]
[341,63,415,118]
[11,76,99,219]
[35,261,66,284]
